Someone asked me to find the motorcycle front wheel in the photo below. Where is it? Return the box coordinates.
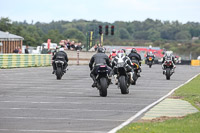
[166,68,171,80]
[119,76,129,94]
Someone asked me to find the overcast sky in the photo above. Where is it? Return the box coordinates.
[0,0,200,23]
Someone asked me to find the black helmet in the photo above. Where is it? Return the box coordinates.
[97,47,105,53]
[131,48,137,53]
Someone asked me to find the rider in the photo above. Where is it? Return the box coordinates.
[89,47,112,87]
[52,46,60,56]
[109,49,117,61]
[162,52,176,73]
[52,48,68,74]
[112,50,134,84]
[146,51,155,63]
[128,48,142,76]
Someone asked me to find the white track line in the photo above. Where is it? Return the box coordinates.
[108,73,200,133]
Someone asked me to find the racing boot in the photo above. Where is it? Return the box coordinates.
[163,70,166,75]
[129,72,134,83]
[63,69,66,73]
[52,70,55,74]
[114,74,118,85]
[90,73,97,87]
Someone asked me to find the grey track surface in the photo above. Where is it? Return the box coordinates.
[0,65,199,133]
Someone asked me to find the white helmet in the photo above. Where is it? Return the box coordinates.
[59,48,64,51]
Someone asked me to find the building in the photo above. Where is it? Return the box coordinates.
[0,31,24,53]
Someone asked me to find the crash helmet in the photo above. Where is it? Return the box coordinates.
[117,49,124,53]
[131,48,137,53]
[97,47,105,53]
[112,49,116,53]
[59,48,64,52]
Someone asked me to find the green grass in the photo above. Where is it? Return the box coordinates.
[117,74,200,133]
[174,75,200,110]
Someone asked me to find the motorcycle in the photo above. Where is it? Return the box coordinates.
[96,65,110,97]
[131,60,141,85]
[163,60,174,80]
[146,57,153,68]
[115,60,131,94]
[54,57,65,80]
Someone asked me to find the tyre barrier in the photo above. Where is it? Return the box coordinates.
[0,54,52,68]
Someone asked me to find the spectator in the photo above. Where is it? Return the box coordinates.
[76,43,82,51]
[25,45,29,54]
[13,47,18,53]
[98,43,102,48]
[94,44,98,51]
[66,39,71,50]
[70,41,75,50]
[18,46,22,54]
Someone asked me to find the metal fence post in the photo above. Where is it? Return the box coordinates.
[77,50,80,65]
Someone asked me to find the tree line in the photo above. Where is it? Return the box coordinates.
[0,17,200,58]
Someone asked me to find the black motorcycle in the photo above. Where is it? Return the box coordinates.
[55,59,65,80]
[96,65,110,97]
[116,61,130,94]
[146,57,153,68]
[163,60,174,80]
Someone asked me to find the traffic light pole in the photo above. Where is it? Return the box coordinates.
[89,31,93,49]
[100,34,103,46]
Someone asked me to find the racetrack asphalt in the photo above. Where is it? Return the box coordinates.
[0,64,199,133]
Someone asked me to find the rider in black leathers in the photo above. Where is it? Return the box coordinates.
[128,48,142,76]
[52,48,68,74]
[128,48,141,63]
[89,47,112,87]
[146,51,155,63]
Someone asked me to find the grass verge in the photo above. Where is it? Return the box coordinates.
[117,74,200,133]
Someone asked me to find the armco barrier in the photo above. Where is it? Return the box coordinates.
[0,54,52,68]
[191,60,200,66]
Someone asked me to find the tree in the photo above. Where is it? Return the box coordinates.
[175,31,191,40]
[134,31,148,40]
[147,30,161,41]
[119,28,130,39]
[0,17,12,31]
[43,30,64,44]
[63,28,85,42]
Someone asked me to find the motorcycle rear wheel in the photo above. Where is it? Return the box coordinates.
[99,77,108,97]
[56,67,62,80]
